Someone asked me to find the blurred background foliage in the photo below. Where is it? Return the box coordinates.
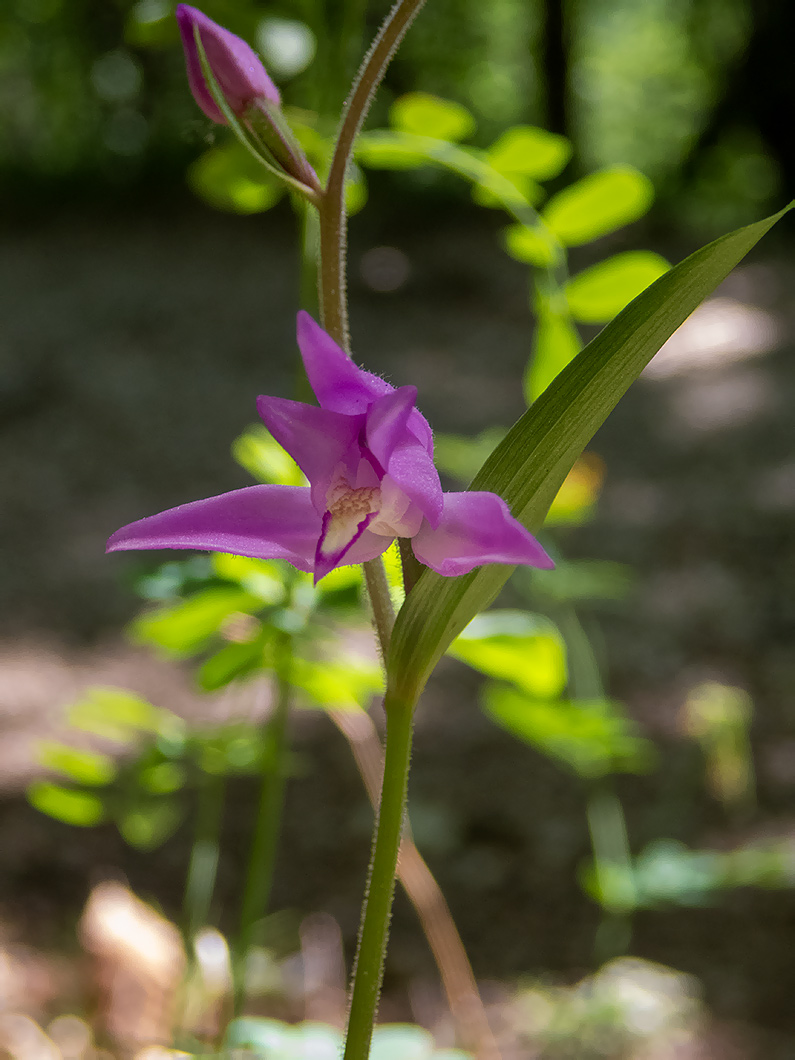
[1,0,790,232]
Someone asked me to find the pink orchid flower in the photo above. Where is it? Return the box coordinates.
[107,313,553,583]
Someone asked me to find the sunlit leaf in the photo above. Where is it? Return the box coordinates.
[198,635,272,691]
[524,307,582,403]
[291,653,382,711]
[138,761,186,795]
[502,223,557,267]
[345,161,368,215]
[433,428,507,485]
[387,206,791,703]
[544,453,605,526]
[390,93,475,142]
[371,1024,435,1060]
[542,166,654,246]
[188,142,285,214]
[484,687,652,777]
[487,125,571,181]
[566,251,670,323]
[212,553,287,603]
[27,782,105,827]
[472,172,542,210]
[118,800,183,850]
[69,687,182,743]
[356,135,429,170]
[39,742,117,787]
[233,426,306,486]
[449,610,567,698]
[130,587,262,656]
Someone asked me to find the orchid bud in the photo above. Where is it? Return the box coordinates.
[176,4,280,124]
[176,5,320,197]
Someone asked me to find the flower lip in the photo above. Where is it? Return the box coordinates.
[176,4,280,124]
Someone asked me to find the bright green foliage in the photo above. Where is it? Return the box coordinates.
[234,426,306,487]
[130,586,263,656]
[484,687,651,778]
[27,782,105,827]
[290,653,382,711]
[390,92,476,142]
[541,166,655,246]
[566,251,671,323]
[524,306,582,403]
[68,687,181,744]
[222,1018,471,1059]
[118,801,184,851]
[387,206,791,702]
[449,610,567,698]
[433,428,506,485]
[501,224,556,267]
[188,142,285,214]
[355,133,430,170]
[487,125,571,181]
[38,742,117,786]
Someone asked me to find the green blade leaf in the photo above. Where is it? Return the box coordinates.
[566,251,670,324]
[541,165,654,246]
[27,782,105,827]
[387,205,791,702]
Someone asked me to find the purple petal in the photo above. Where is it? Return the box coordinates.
[257,395,363,511]
[107,485,320,572]
[364,387,442,525]
[296,312,435,453]
[176,5,280,124]
[411,492,554,577]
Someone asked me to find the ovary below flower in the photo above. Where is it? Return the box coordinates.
[107,313,554,583]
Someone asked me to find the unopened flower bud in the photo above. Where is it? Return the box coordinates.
[176,5,320,196]
[176,4,280,124]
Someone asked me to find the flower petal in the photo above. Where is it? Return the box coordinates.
[176,4,280,124]
[107,485,320,571]
[411,491,554,576]
[296,312,435,453]
[257,395,362,510]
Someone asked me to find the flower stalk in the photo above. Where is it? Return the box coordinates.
[342,691,415,1060]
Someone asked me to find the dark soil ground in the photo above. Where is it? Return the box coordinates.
[2,198,795,1056]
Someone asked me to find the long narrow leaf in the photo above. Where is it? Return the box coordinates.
[387,205,791,702]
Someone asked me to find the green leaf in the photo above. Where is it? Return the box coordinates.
[524,307,582,403]
[449,611,567,698]
[541,166,654,246]
[118,800,183,850]
[68,687,181,743]
[211,553,286,603]
[356,133,429,170]
[130,586,262,656]
[502,223,557,267]
[233,426,306,486]
[433,428,506,485]
[386,206,791,703]
[38,742,117,787]
[198,636,271,692]
[487,125,571,181]
[188,142,285,215]
[472,173,542,210]
[566,251,670,323]
[371,1024,435,1060]
[291,653,382,711]
[390,93,475,142]
[483,687,651,777]
[27,782,105,827]
[345,161,368,216]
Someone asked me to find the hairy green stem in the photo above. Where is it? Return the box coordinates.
[235,635,292,1009]
[343,692,415,1060]
[363,557,395,659]
[319,0,428,349]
